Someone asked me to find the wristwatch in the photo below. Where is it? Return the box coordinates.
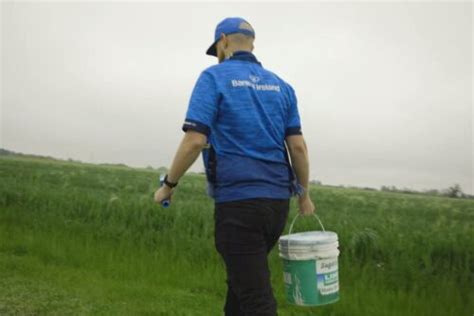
[163,174,178,188]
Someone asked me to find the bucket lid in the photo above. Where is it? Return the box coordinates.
[279,248,340,260]
[278,241,339,253]
[279,231,338,248]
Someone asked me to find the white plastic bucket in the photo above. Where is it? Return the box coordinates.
[278,213,340,306]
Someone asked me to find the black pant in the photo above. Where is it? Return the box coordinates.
[214,198,290,316]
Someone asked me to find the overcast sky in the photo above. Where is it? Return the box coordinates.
[1,1,472,194]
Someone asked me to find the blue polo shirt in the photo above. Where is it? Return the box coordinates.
[182,51,303,203]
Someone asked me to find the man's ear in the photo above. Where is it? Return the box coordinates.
[220,33,227,48]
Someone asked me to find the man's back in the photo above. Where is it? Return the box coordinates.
[182,51,303,203]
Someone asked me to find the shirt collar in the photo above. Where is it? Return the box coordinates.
[226,51,262,66]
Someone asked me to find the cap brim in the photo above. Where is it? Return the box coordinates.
[206,41,217,56]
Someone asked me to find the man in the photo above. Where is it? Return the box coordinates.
[154,17,315,316]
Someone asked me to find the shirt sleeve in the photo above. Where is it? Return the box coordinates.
[182,71,219,136]
[285,84,303,136]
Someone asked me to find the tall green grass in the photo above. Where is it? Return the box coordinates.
[0,155,473,315]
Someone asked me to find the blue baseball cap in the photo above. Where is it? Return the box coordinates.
[206,17,255,56]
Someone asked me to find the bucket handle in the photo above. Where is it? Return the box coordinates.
[288,212,325,236]
[286,213,326,255]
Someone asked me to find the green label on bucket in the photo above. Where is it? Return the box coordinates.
[316,258,339,295]
[283,257,339,306]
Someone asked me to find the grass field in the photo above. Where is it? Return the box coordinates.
[0,155,473,315]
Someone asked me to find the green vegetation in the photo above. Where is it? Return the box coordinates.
[0,155,473,315]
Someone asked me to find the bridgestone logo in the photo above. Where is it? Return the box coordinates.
[231,80,281,92]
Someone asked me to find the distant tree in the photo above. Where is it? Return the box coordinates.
[423,189,440,196]
[0,148,14,156]
[445,184,464,198]
[401,187,416,194]
[382,185,396,192]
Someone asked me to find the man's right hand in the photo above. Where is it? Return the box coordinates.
[298,195,315,216]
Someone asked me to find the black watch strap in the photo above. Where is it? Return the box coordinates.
[163,174,178,188]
